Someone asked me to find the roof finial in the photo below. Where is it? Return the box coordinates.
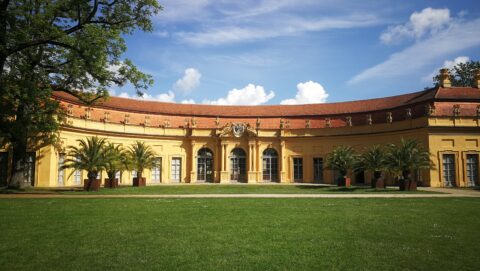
[439,68,451,88]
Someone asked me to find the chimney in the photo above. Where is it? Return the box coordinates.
[474,69,480,89]
[439,68,451,88]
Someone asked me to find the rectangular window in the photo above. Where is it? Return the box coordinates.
[57,153,65,186]
[0,152,8,186]
[171,158,181,183]
[115,171,121,183]
[132,171,137,178]
[466,154,479,187]
[442,154,456,187]
[73,155,82,185]
[293,157,303,182]
[151,157,162,183]
[25,152,36,186]
[313,157,323,183]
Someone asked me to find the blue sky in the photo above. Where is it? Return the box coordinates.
[113,0,480,105]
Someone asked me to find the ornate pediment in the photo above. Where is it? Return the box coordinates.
[217,122,257,138]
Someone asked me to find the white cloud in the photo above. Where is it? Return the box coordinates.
[181,99,196,104]
[422,56,470,82]
[116,91,176,103]
[280,81,329,105]
[380,7,451,44]
[173,68,202,94]
[203,84,275,105]
[177,15,379,45]
[349,18,480,85]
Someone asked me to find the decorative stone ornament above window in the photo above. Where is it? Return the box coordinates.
[387,112,393,123]
[366,114,372,125]
[453,105,461,117]
[232,123,246,138]
[406,108,412,119]
[346,116,352,127]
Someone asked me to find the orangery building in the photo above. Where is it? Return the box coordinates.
[1,73,480,188]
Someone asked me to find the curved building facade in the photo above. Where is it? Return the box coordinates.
[3,83,479,188]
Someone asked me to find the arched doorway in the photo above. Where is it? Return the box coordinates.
[230,148,246,182]
[262,148,278,182]
[197,148,214,182]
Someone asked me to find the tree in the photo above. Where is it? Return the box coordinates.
[0,1,161,187]
[433,61,480,87]
[102,142,128,188]
[355,145,388,188]
[385,138,432,191]
[126,141,156,184]
[325,146,357,186]
[62,136,107,191]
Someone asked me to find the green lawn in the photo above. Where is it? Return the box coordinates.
[3,184,441,195]
[0,198,479,270]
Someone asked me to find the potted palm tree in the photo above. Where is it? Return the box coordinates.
[385,138,432,191]
[326,146,357,186]
[355,145,387,189]
[102,143,128,188]
[62,136,107,191]
[127,141,156,187]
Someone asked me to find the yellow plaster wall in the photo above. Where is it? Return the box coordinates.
[29,116,480,188]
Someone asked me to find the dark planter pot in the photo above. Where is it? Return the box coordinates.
[133,177,146,187]
[104,178,119,188]
[408,180,417,191]
[399,179,406,191]
[375,178,386,189]
[84,179,101,191]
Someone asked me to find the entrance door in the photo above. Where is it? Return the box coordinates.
[466,154,479,187]
[171,158,181,183]
[313,158,323,183]
[355,171,365,184]
[151,157,162,183]
[442,154,456,187]
[262,148,278,182]
[230,148,246,182]
[0,152,8,186]
[197,148,214,182]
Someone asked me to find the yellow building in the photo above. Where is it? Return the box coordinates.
[1,77,479,188]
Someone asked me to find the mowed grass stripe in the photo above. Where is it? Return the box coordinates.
[0,198,478,270]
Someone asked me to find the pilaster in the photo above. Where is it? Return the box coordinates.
[220,142,230,183]
[247,141,257,183]
[279,140,287,183]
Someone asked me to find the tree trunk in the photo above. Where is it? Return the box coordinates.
[401,170,413,191]
[9,142,28,189]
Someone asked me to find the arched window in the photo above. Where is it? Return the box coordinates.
[262,148,278,182]
[230,148,246,182]
[197,148,214,182]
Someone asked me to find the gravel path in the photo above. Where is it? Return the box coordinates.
[0,187,478,199]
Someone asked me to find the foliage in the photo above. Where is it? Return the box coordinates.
[62,136,107,181]
[355,145,388,173]
[385,138,432,180]
[102,142,128,181]
[126,141,156,180]
[433,60,480,87]
[325,145,357,176]
[0,0,161,186]
[355,145,388,187]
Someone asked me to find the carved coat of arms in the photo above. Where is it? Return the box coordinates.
[232,123,246,137]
